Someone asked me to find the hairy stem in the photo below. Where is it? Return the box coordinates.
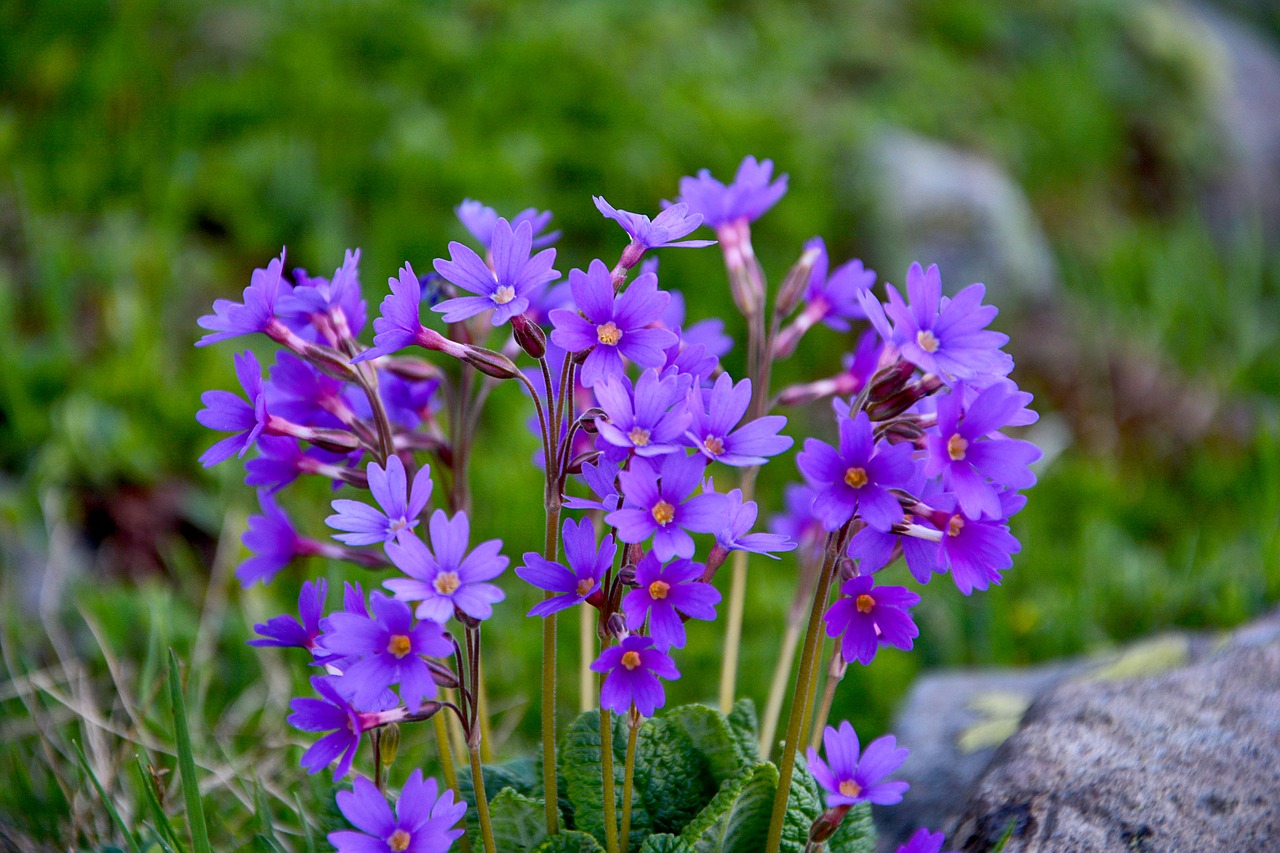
[434,715,471,853]
[620,710,640,853]
[468,745,497,853]
[601,707,620,853]
[580,600,595,713]
[541,493,562,834]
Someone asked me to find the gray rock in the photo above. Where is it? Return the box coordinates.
[860,129,1058,313]
[948,617,1280,852]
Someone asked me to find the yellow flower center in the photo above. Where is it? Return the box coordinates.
[703,435,725,455]
[597,321,623,346]
[492,285,516,305]
[844,467,868,489]
[649,580,671,600]
[433,571,461,595]
[629,427,651,447]
[839,779,862,799]
[651,500,676,526]
[387,634,412,658]
[855,594,876,614]
[621,650,642,670]
[947,433,968,461]
[947,515,965,537]
[576,578,595,597]
[916,329,939,353]
[389,829,412,852]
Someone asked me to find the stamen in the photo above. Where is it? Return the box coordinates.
[629,427,651,447]
[389,830,412,852]
[855,594,876,614]
[947,433,968,461]
[651,500,676,526]
[947,515,965,537]
[597,321,623,346]
[839,779,862,799]
[576,578,595,597]
[492,285,516,305]
[433,571,461,595]
[387,634,412,658]
[703,435,725,456]
[621,650,642,670]
[916,329,939,353]
[649,580,671,600]
[844,467,868,489]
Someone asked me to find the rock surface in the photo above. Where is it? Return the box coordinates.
[942,615,1280,852]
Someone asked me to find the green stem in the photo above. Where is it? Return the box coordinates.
[541,495,562,835]
[580,599,595,713]
[434,715,471,853]
[620,710,640,853]
[468,744,497,853]
[797,633,825,750]
[717,466,759,713]
[763,529,845,853]
[601,707,620,853]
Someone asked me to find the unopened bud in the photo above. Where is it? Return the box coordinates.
[617,564,637,587]
[866,360,916,403]
[379,723,400,767]
[836,556,859,583]
[809,805,852,843]
[579,408,606,435]
[566,450,600,474]
[878,419,926,444]
[866,387,924,422]
[299,341,358,381]
[511,313,547,358]
[604,612,628,639]
[774,239,824,317]
[777,378,838,408]
[428,661,460,689]
[461,345,521,380]
[305,427,363,454]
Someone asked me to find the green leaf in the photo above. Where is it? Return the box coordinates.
[778,754,824,853]
[488,787,550,853]
[679,762,777,853]
[251,779,279,844]
[726,699,760,765]
[826,803,875,853]
[632,714,715,834]
[458,757,547,842]
[166,650,212,853]
[533,829,606,852]
[72,740,143,853]
[134,757,183,853]
[639,835,695,853]
[662,704,744,783]
[558,710,637,846]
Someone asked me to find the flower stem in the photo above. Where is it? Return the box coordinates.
[477,658,493,763]
[601,706,620,853]
[809,651,846,752]
[580,600,595,713]
[620,710,640,853]
[434,714,472,853]
[797,633,825,749]
[763,528,845,853]
[541,494,562,835]
[468,744,497,853]
[718,465,760,713]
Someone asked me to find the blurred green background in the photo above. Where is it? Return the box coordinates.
[2,0,1278,846]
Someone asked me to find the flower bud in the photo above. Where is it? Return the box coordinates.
[809,805,852,843]
[879,419,926,444]
[428,661,461,689]
[774,239,824,318]
[604,612,628,640]
[511,313,547,359]
[461,345,521,380]
[379,723,400,768]
[866,359,916,403]
[578,408,606,435]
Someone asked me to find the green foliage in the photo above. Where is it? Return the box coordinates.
[167,650,212,853]
[487,787,551,853]
[534,830,606,852]
[679,762,777,853]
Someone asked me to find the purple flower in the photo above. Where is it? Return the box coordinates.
[770,483,826,566]
[591,635,680,717]
[383,510,508,623]
[937,501,1022,596]
[266,351,352,429]
[244,435,309,493]
[662,290,733,359]
[250,578,327,651]
[517,517,614,617]
[823,575,920,666]
[197,350,268,467]
[353,264,466,364]
[237,491,305,587]
[622,553,720,651]
[859,263,1012,383]
[714,486,796,559]
[563,457,622,512]
[432,218,560,326]
[924,383,1041,520]
[796,411,916,532]
[806,721,909,808]
[278,248,367,339]
[549,261,677,387]
[327,456,434,546]
[196,250,290,346]
[320,592,453,708]
[675,156,788,227]
[685,373,792,466]
[456,198,559,249]
[594,370,692,463]
[367,371,441,430]
[288,676,399,779]
[606,453,729,561]
[594,196,716,250]
[896,828,953,853]
[330,769,466,853]
[804,238,876,331]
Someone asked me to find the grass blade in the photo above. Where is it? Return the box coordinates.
[168,648,213,853]
[135,756,186,853]
[72,739,144,853]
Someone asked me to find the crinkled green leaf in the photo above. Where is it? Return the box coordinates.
[639,834,695,853]
[663,704,745,783]
[725,699,760,765]
[534,829,606,852]
[633,714,717,834]
[680,761,777,853]
[458,757,547,843]
[559,710,643,846]
[826,803,875,853]
[778,754,825,853]
[487,787,550,853]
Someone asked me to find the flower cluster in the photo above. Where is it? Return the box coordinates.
[195,160,1034,853]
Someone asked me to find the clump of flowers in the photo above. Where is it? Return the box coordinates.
[196,157,1039,852]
